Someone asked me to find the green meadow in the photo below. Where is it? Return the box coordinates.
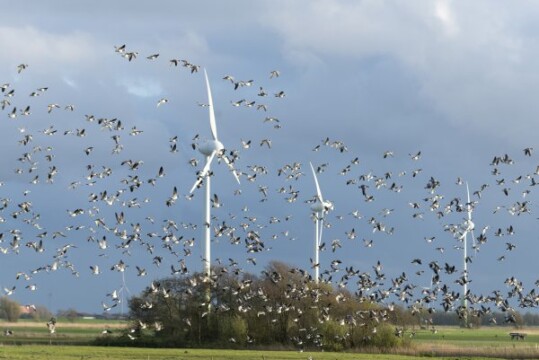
[1,321,539,359]
[0,346,504,360]
[400,326,539,358]
[412,325,539,344]
[0,319,127,345]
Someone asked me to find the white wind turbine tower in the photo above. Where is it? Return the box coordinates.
[309,162,334,284]
[118,271,131,318]
[190,69,241,282]
[460,182,475,327]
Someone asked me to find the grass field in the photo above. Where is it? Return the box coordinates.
[0,345,507,360]
[1,320,539,359]
[397,326,539,358]
[0,319,127,345]
[412,325,539,344]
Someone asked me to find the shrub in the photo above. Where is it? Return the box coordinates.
[371,323,399,350]
[219,315,248,346]
[0,297,21,322]
[319,320,346,351]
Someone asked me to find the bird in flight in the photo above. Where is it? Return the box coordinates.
[17,64,28,73]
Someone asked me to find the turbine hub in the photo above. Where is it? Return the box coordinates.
[311,199,333,213]
[463,219,475,232]
[198,139,224,156]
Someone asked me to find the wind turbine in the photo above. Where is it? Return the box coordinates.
[309,162,334,284]
[117,271,131,318]
[190,69,241,282]
[460,182,475,327]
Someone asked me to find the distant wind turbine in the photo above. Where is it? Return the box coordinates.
[460,182,475,327]
[309,162,334,284]
[190,69,241,282]
[118,271,131,317]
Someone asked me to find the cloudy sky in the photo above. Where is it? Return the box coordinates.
[1,1,539,314]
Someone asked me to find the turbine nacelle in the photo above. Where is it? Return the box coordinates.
[198,139,224,156]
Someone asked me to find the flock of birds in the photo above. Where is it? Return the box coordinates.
[1,44,539,339]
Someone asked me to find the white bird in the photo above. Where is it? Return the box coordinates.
[409,151,421,160]
[114,44,126,53]
[8,107,17,119]
[3,286,15,296]
[136,266,147,277]
[47,104,60,113]
[46,320,56,334]
[90,265,100,275]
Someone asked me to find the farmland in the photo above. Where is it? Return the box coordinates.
[405,326,539,358]
[0,319,127,345]
[2,320,539,359]
[0,346,432,360]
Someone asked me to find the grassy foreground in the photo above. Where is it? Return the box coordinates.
[0,319,127,345]
[0,345,504,360]
[399,326,539,358]
[1,321,539,359]
[412,325,539,344]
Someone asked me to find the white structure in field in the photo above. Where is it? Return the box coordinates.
[189,69,240,281]
[309,162,334,284]
[461,182,475,326]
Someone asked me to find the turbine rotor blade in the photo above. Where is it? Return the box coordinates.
[309,162,324,203]
[204,69,218,141]
[221,154,241,185]
[466,181,477,255]
[466,182,472,221]
[189,152,216,194]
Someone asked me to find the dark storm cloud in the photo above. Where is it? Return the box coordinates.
[1,1,539,313]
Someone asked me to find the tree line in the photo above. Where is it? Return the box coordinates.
[114,261,539,350]
[115,261,403,351]
[0,297,51,322]
[3,260,539,350]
